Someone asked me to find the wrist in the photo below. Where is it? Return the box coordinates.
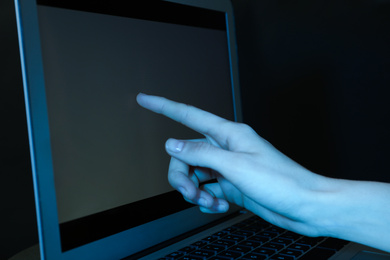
[291,174,339,237]
[307,178,390,252]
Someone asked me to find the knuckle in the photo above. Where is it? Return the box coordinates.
[178,104,192,124]
[220,121,254,135]
[184,142,206,157]
[167,169,182,184]
[194,141,214,154]
[222,122,256,147]
[234,122,255,134]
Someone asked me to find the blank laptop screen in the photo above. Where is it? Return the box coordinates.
[37,0,235,251]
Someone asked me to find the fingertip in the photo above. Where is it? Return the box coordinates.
[199,207,217,214]
[166,138,184,153]
[136,92,148,106]
[176,182,198,203]
[198,199,229,214]
[216,201,229,213]
[199,205,228,214]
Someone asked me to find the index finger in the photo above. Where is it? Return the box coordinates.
[136,93,230,145]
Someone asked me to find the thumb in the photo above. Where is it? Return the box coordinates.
[165,138,234,174]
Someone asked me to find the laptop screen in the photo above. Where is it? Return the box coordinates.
[36,0,236,252]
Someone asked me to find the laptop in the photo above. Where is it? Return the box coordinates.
[15,0,390,259]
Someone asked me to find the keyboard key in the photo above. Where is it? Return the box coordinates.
[209,257,236,260]
[165,251,186,259]
[212,239,236,247]
[253,247,277,256]
[279,248,303,258]
[182,255,205,260]
[190,249,215,258]
[178,246,196,254]
[257,231,278,239]
[262,242,285,251]
[213,231,229,238]
[288,243,310,252]
[241,252,268,259]
[249,235,271,244]
[224,234,245,242]
[279,231,302,241]
[270,254,295,260]
[203,244,226,253]
[238,240,262,249]
[233,230,255,237]
[202,235,219,243]
[271,237,293,246]
[229,245,253,254]
[191,240,208,248]
[266,226,285,234]
[217,250,243,259]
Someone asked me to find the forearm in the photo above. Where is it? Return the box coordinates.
[312,177,390,252]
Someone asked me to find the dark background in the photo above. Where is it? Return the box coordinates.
[1,0,389,258]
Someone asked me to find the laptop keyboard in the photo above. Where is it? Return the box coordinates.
[160,216,348,260]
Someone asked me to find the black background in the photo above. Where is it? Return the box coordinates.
[1,0,389,258]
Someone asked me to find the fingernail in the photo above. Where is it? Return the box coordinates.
[217,202,228,212]
[166,139,184,153]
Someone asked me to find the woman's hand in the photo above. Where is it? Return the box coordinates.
[136,93,328,236]
[136,93,390,252]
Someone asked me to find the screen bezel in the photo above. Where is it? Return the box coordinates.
[15,0,242,259]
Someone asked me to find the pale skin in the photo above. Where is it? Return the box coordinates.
[136,93,390,253]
